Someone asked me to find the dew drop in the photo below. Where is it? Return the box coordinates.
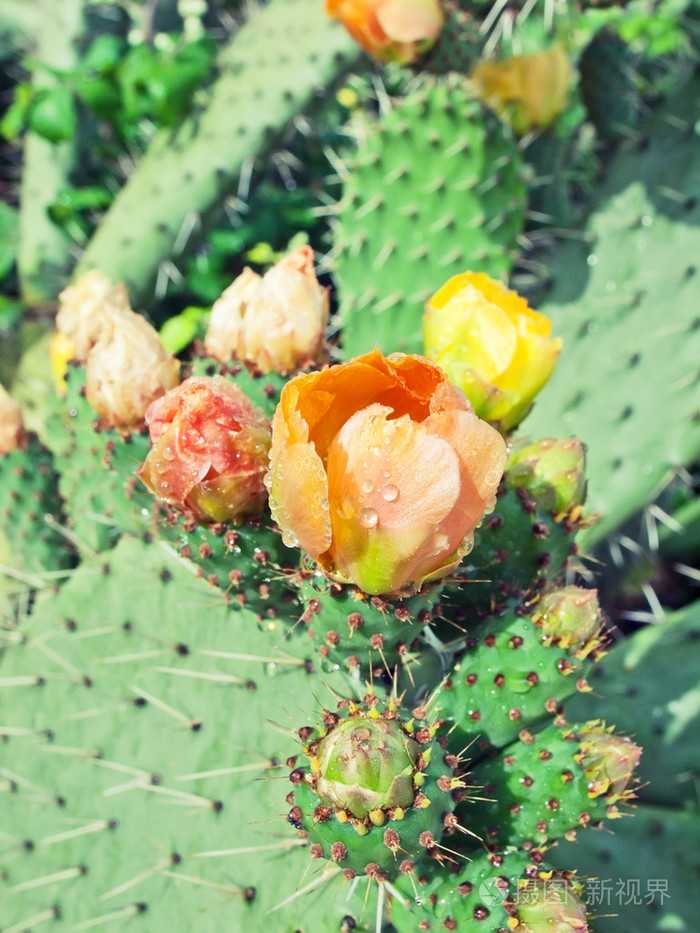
[163,445,175,461]
[160,481,171,493]
[382,484,399,502]
[483,494,497,515]
[359,507,379,529]
[486,471,500,485]
[282,530,299,548]
[461,532,475,556]
[361,479,374,495]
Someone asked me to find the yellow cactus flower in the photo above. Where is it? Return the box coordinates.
[326,0,444,64]
[423,272,562,432]
[266,349,506,596]
[471,44,572,134]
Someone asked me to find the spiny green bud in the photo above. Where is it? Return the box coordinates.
[576,723,642,800]
[506,437,586,514]
[531,586,601,653]
[315,716,420,818]
[512,876,588,932]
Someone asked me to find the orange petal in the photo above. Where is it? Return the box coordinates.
[326,403,461,593]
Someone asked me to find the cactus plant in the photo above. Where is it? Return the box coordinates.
[2,3,700,931]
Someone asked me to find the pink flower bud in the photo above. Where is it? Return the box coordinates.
[138,376,271,524]
[204,246,329,375]
[85,306,180,429]
[0,383,28,455]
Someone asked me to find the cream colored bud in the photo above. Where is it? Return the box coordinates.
[204,267,262,364]
[0,383,27,454]
[204,246,329,374]
[57,270,131,362]
[85,306,180,428]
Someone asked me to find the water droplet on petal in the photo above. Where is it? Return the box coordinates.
[163,445,175,461]
[361,479,374,494]
[282,530,299,548]
[359,507,378,529]
[486,471,500,485]
[382,484,399,502]
[483,494,497,515]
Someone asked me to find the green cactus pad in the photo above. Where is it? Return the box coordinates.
[332,77,527,358]
[524,76,700,546]
[466,483,579,614]
[43,367,153,551]
[297,561,442,675]
[439,591,604,754]
[0,434,73,575]
[390,848,588,932]
[287,697,458,877]
[564,598,700,808]
[0,535,371,931]
[549,804,700,933]
[462,719,641,849]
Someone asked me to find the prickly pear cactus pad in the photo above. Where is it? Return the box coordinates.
[8,2,700,926]
[524,76,700,546]
[332,77,527,358]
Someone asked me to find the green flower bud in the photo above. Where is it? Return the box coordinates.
[514,877,589,932]
[577,723,642,799]
[314,716,420,818]
[532,586,600,652]
[506,437,586,514]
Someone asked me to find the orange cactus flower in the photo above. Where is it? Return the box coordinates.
[424,272,562,432]
[266,349,506,596]
[138,376,271,524]
[326,0,444,64]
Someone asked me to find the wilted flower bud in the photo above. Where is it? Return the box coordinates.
[0,383,28,454]
[266,349,506,596]
[138,376,271,524]
[506,437,586,514]
[424,272,562,432]
[204,246,329,375]
[531,586,600,653]
[513,876,589,932]
[326,0,444,64]
[576,723,642,800]
[314,716,419,818]
[56,270,131,362]
[85,306,180,428]
[471,44,573,134]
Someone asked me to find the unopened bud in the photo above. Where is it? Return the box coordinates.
[204,246,328,375]
[506,438,586,513]
[513,876,588,932]
[577,724,642,799]
[85,306,180,428]
[314,716,419,818]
